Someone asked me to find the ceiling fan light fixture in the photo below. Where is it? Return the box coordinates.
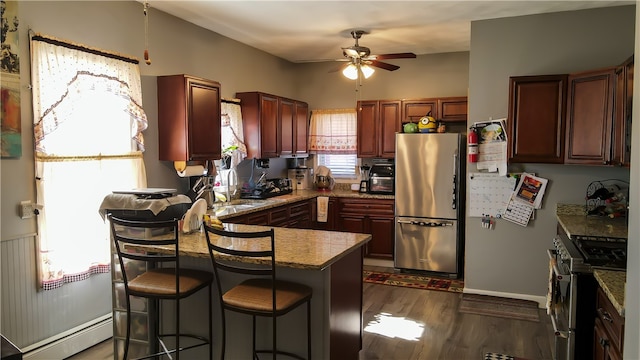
[342,63,359,80]
[361,64,375,79]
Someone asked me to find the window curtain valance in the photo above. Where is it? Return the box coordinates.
[308,108,357,154]
[30,33,147,155]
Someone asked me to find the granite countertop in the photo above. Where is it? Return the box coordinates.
[593,269,626,317]
[556,204,628,238]
[138,224,371,271]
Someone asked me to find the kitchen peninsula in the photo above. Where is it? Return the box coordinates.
[123,218,371,360]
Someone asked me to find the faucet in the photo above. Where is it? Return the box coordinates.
[226,168,238,203]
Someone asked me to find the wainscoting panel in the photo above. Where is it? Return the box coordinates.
[1,235,112,352]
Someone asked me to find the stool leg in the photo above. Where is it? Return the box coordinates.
[272,314,276,360]
[124,294,131,360]
[208,285,212,360]
[307,300,311,360]
[176,297,180,360]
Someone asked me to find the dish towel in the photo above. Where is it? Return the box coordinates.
[317,196,329,222]
[546,257,556,315]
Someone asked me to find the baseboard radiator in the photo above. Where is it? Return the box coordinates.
[22,314,112,360]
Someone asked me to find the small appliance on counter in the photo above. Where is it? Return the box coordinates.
[287,167,314,190]
[315,165,335,191]
[240,178,293,199]
[368,163,394,194]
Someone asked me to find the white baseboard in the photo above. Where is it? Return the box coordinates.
[23,314,112,360]
[463,287,548,308]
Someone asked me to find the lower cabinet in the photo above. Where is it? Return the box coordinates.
[593,287,624,360]
[225,200,311,228]
[337,198,394,259]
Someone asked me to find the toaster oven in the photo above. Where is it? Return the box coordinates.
[368,164,394,194]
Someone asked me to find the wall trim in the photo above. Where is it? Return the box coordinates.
[463,287,548,308]
[0,232,37,243]
[22,314,112,360]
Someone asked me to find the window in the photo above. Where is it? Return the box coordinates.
[308,109,358,178]
[30,34,147,289]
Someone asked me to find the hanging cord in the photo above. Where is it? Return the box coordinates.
[143,1,151,65]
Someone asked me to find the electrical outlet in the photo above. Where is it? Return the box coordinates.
[20,200,35,219]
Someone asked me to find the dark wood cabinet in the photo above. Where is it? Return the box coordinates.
[593,287,624,360]
[565,67,616,165]
[402,99,437,126]
[357,100,401,158]
[237,92,309,159]
[157,75,221,161]
[236,92,279,159]
[507,75,568,163]
[612,55,634,167]
[337,198,394,259]
[289,200,312,228]
[313,197,337,231]
[279,99,309,157]
[437,97,468,122]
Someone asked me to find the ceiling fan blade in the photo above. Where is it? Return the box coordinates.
[369,60,400,71]
[370,52,417,60]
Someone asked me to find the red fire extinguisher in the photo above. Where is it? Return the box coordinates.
[468,127,478,163]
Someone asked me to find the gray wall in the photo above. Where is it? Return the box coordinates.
[467,6,634,301]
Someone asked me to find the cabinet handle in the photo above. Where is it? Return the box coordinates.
[600,337,610,348]
[597,307,613,323]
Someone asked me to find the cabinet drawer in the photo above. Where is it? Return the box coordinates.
[289,201,310,217]
[269,207,290,226]
[340,199,394,215]
[596,287,624,352]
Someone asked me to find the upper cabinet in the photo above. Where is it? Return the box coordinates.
[507,75,567,164]
[437,97,468,122]
[565,67,616,165]
[236,92,309,159]
[508,56,633,166]
[357,100,401,158]
[358,97,467,158]
[611,55,634,167]
[157,75,221,161]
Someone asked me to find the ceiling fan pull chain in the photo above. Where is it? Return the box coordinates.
[143,1,151,65]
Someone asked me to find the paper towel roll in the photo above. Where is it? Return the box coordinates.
[177,165,206,177]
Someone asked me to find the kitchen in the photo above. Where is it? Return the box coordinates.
[1,1,638,360]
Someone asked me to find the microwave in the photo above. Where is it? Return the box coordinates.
[368,164,394,194]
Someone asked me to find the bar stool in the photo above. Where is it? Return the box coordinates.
[109,215,213,360]
[203,224,312,360]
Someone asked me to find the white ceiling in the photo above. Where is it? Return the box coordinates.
[146,1,633,63]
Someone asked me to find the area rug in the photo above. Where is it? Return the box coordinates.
[362,270,464,293]
[459,293,540,322]
[484,352,529,360]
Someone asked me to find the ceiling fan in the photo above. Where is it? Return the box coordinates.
[333,30,417,80]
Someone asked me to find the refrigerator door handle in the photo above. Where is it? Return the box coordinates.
[452,152,457,210]
[397,219,454,227]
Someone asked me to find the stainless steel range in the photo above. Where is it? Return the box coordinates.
[548,227,627,360]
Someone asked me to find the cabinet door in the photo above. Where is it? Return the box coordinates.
[260,95,280,158]
[402,99,437,127]
[379,101,401,158]
[437,97,468,122]
[158,75,221,161]
[565,68,615,165]
[357,101,379,158]
[294,101,309,156]
[279,98,295,157]
[507,75,567,163]
[612,56,633,167]
[366,215,394,259]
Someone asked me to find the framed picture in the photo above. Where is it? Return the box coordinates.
[1,0,21,158]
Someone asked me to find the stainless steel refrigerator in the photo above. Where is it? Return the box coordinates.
[394,133,465,277]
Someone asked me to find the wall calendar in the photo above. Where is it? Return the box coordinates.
[468,172,518,218]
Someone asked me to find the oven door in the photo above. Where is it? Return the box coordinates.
[547,249,576,360]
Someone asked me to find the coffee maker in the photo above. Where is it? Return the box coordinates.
[287,158,313,190]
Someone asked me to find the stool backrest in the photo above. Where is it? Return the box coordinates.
[108,214,180,284]
[203,224,275,277]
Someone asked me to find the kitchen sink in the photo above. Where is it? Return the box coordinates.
[211,202,262,216]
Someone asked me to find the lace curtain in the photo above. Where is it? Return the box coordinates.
[220,99,246,168]
[30,34,148,289]
[308,109,357,154]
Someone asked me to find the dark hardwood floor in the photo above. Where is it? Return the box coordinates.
[67,270,554,360]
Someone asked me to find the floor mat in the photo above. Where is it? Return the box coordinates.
[459,293,540,322]
[363,270,464,293]
[484,352,529,360]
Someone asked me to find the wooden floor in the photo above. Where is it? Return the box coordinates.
[67,269,554,360]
